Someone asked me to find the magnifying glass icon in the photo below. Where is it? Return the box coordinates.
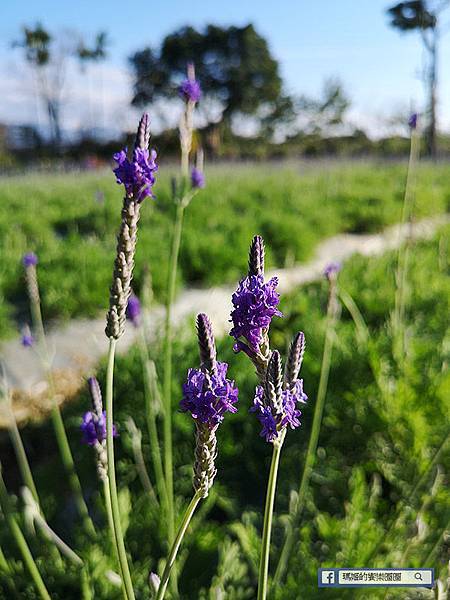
[414,572,423,582]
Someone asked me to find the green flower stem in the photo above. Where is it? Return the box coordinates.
[6,402,39,504]
[0,544,10,574]
[393,127,419,359]
[162,200,185,547]
[26,269,94,535]
[137,330,167,511]
[102,478,127,600]
[257,434,284,600]
[80,566,93,600]
[0,467,51,600]
[105,338,135,600]
[50,404,95,536]
[155,489,203,600]
[273,278,339,587]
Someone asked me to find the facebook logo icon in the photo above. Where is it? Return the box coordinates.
[320,570,335,585]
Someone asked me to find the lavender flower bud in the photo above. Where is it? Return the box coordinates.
[22,252,38,268]
[87,376,103,417]
[21,325,34,348]
[248,235,265,277]
[196,313,217,373]
[82,377,117,480]
[149,572,160,597]
[179,63,201,103]
[264,350,283,416]
[323,262,341,281]
[284,332,306,390]
[135,112,151,150]
[191,167,205,189]
[126,294,141,327]
[408,113,418,130]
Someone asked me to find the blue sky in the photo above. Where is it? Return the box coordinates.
[1,0,450,135]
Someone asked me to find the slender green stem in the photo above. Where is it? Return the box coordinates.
[162,201,185,547]
[257,436,284,600]
[80,566,93,600]
[273,280,339,586]
[26,268,94,534]
[102,478,127,600]
[6,406,39,504]
[393,128,419,359]
[0,467,51,600]
[126,417,158,505]
[105,338,135,600]
[0,543,10,574]
[155,490,202,600]
[50,405,95,535]
[138,330,167,510]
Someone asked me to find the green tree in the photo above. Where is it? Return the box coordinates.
[13,24,63,146]
[129,24,287,144]
[387,0,450,156]
[297,78,350,134]
[76,32,109,67]
[13,24,109,147]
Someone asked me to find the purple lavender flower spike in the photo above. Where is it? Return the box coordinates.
[22,252,38,268]
[230,274,282,352]
[323,262,341,281]
[126,294,141,327]
[81,378,117,447]
[182,313,238,497]
[191,167,205,189]
[250,354,307,443]
[179,62,201,103]
[81,411,117,446]
[21,333,34,347]
[408,113,418,130]
[113,146,158,202]
[181,362,238,429]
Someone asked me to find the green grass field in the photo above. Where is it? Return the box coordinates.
[1,160,449,338]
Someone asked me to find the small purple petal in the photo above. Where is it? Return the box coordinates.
[22,253,38,268]
[323,262,341,280]
[21,333,34,348]
[191,167,205,189]
[179,79,201,103]
[408,113,418,130]
[126,294,141,327]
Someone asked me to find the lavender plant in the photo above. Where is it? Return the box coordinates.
[230,236,307,600]
[104,112,158,600]
[162,62,204,555]
[154,313,238,599]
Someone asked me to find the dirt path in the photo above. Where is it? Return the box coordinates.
[0,216,447,425]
